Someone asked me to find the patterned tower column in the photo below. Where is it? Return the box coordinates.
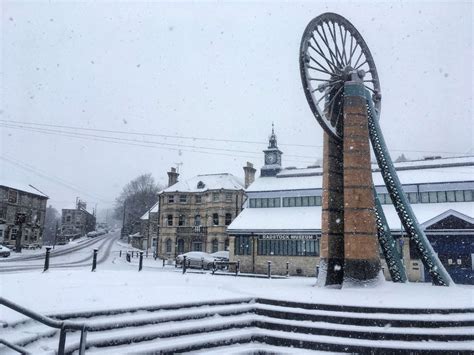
[319,132,345,287]
[342,81,381,283]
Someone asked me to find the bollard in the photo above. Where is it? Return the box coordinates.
[201,258,204,270]
[43,247,51,272]
[163,259,165,268]
[316,265,320,278]
[139,252,143,272]
[286,262,290,277]
[182,256,187,274]
[154,252,157,261]
[212,261,216,275]
[146,250,148,258]
[236,260,240,276]
[126,252,131,262]
[92,249,98,272]
[267,261,272,279]
[119,250,122,258]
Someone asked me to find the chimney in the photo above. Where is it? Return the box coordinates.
[167,167,179,187]
[243,162,256,188]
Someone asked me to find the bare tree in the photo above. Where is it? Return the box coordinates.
[43,205,60,244]
[114,174,162,235]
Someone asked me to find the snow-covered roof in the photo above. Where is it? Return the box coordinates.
[140,201,160,220]
[247,157,474,192]
[161,173,244,193]
[228,202,473,233]
[0,180,49,198]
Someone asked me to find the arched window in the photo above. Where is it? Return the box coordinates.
[177,239,184,254]
[212,239,219,253]
[194,215,201,226]
[166,238,172,253]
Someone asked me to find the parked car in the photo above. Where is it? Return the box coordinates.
[176,252,217,270]
[0,245,11,258]
[210,251,229,261]
[87,231,98,238]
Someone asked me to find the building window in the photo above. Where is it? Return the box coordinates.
[225,213,232,225]
[8,189,18,203]
[213,193,220,202]
[225,238,229,251]
[249,199,256,208]
[0,208,6,220]
[177,239,184,253]
[464,190,473,202]
[194,215,201,226]
[179,195,187,203]
[455,190,464,202]
[212,213,219,226]
[168,195,175,203]
[408,192,418,204]
[234,236,251,255]
[167,215,173,226]
[66,215,72,223]
[192,240,202,251]
[258,238,319,256]
[446,191,455,202]
[437,191,447,203]
[225,193,232,202]
[212,239,218,253]
[166,239,172,253]
[195,195,202,203]
[10,228,18,240]
[178,214,185,226]
[420,192,429,203]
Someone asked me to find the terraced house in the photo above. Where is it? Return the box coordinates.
[157,168,246,259]
[0,182,48,248]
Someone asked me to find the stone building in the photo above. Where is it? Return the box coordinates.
[0,182,48,248]
[228,130,474,284]
[61,201,96,240]
[157,168,247,259]
[131,201,159,250]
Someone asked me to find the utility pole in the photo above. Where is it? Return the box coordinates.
[121,200,127,238]
[53,220,59,250]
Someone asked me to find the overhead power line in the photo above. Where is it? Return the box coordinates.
[0,122,319,163]
[0,118,469,156]
[0,154,112,203]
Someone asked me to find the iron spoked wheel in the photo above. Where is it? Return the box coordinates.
[299,13,382,140]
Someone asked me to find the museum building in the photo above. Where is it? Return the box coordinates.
[227,130,474,284]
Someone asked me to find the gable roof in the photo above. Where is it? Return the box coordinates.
[0,181,49,198]
[421,209,474,229]
[140,201,160,220]
[161,173,244,193]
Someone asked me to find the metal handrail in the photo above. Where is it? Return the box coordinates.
[0,297,88,355]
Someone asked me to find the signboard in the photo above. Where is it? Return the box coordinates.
[258,234,319,240]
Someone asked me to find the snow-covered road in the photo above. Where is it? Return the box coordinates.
[0,231,122,273]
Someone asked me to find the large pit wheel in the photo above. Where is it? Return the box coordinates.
[299,12,381,140]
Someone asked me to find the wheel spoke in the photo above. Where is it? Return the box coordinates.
[307,65,333,76]
[308,53,334,74]
[339,25,348,65]
[355,60,368,70]
[315,26,341,69]
[329,22,344,67]
[309,38,338,73]
[326,22,342,67]
[353,50,364,69]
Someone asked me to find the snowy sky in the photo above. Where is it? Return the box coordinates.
[1,0,472,213]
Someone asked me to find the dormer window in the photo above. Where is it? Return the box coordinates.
[197,181,205,189]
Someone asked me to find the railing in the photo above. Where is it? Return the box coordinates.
[0,297,88,355]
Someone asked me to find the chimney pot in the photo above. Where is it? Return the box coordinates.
[167,167,179,187]
[243,162,256,188]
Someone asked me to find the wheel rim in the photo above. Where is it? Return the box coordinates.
[299,13,382,140]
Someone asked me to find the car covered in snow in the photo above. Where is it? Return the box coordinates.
[175,251,217,269]
[210,251,229,261]
[0,245,11,257]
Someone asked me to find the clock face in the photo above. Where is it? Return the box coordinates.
[266,153,277,164]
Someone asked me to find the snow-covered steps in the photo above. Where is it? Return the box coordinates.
[1,297,473,354]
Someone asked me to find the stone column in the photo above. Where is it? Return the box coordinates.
[319,132,345,287]
[342,81,381,284]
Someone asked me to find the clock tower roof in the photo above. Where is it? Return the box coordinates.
[261,124,283,177]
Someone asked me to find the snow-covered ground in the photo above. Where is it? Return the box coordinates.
[1,248,473,325]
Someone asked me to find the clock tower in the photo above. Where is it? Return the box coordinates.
[261,124,283,177]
